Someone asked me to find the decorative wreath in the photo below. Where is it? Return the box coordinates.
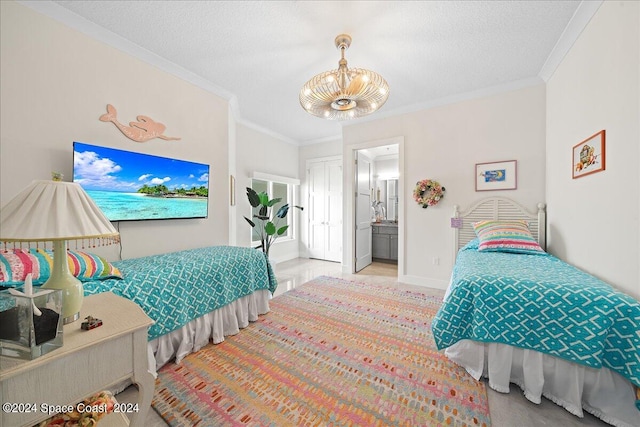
[413,179,445,209]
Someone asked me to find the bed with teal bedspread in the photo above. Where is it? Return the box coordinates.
[83,246,277,341]
[431,241,640,389]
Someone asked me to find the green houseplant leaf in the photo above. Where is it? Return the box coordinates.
[265,221,276,235]
[246,187,261,208]
[275,204,289,218]
[244,187,303,257]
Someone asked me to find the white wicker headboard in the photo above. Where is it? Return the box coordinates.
[452,197,546,260]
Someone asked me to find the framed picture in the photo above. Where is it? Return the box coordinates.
[572,130,605,179]
[475,160,517,191]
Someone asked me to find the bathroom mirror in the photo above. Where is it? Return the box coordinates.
[386,179,398,221]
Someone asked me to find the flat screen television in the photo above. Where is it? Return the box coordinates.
[73,141,209,221]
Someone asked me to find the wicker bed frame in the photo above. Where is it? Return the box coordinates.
[452,197,546,262]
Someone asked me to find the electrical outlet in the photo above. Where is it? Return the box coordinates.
[432,257,439,265]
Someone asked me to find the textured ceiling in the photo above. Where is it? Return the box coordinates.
[35,1,588,144]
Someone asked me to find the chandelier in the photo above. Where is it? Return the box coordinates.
[299,34,389,120]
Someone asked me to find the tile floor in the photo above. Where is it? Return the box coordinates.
[119,257,608,426]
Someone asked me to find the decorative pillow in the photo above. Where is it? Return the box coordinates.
[0,249,122,286]
[472,220,545,255]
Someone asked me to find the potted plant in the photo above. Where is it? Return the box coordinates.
[244,187,303,257]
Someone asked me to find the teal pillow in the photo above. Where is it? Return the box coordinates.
[461,238,480,251]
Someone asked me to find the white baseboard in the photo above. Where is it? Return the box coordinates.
[270,252,300,267]
[399,274,449,290]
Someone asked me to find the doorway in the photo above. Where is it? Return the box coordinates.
[344,136,404,277]
[307,156,342,262]
[354,150,373,271]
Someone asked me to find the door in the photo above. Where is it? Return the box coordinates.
[325,160,343,262]
[308,158,342,262]
[355,151,372,271]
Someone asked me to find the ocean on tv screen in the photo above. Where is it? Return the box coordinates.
[73,141,210,221]
[86,190,208,221]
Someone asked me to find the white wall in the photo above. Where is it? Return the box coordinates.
[0,2,230,260]
[234,124,301,264]
[343,85,546,288]
[546,1,639,299]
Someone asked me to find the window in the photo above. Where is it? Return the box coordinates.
[250,173,300,245]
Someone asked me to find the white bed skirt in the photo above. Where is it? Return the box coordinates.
[445,340,639,427]
[147,289,271,375]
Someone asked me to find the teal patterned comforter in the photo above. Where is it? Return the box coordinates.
[431,244,640,387]
[83,246,277,340]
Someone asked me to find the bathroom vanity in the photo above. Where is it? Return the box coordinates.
[371,222,398,261]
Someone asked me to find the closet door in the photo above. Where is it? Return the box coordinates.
[324,159,342,262]
[307,158,342,262]
[308,161,327,260]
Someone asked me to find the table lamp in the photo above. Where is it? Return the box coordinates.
[0,178,119,323]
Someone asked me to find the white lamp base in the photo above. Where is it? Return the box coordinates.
[41,240,83,324]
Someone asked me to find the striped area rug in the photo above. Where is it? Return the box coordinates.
[152,276,491,426]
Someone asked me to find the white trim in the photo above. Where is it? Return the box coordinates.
[305,155,342,166]
[19,1,233,100]
[399,274,449,291]
[18,0,303,147]
[236,118,299,146]
[228,105,237,246]
[341,78,544,129]
[22,0,599,145]
[374,153,399,162]
[538,1,603,82]
[299,135,343,146]
[249,176,300,246]
[268,252,300,267]
[252,172,300,186]
[343,136,405,276]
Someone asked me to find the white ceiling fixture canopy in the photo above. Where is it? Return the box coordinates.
[300,34,389,120]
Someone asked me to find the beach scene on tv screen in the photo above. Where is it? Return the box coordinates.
[73,142,209,221]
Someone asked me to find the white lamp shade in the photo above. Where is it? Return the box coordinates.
[0,180,118,242]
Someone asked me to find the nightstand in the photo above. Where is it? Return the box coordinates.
[0,292,154,427]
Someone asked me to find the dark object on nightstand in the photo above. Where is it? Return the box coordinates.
[33,308,60,345]
[0,307,20,341]
[81,315,103,330]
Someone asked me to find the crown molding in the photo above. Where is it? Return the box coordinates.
[342,76,544,128]
[20,0,306,146]
[235,118,299,146]
[19,0,599,146]
[538,0,603,81]
[298,134,343,146]
[19,1,236,100]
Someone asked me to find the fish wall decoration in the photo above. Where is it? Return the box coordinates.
[99,104,181,142]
